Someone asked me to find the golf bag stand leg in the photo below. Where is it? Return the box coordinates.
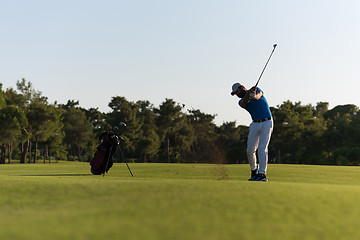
[119,147,134,177]
[102,145,113,177]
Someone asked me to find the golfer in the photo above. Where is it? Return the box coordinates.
[231,83,273,182]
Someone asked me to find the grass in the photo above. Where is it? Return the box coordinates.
[1,162,360,240]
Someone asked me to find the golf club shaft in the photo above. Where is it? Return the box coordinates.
[254,44,277,89]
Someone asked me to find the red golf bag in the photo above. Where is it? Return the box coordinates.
[90,131,120,175]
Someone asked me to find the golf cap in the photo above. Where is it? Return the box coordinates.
[231,83,241,95]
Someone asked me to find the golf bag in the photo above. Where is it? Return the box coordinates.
[90,131,120,175]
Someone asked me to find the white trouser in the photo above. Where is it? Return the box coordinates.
[247,119,273,174]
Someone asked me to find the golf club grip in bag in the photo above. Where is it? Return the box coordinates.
[90,131,119,175]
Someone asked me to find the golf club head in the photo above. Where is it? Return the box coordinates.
[119,122,127,127]
[273,44,277,48]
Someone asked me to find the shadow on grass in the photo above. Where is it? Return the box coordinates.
[19,174,92,177]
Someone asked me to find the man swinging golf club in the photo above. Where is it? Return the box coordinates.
[231,83,273,181]
[231,44,277,182]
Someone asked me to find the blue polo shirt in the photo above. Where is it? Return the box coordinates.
[239,87,272,121]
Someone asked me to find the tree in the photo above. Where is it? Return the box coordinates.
[43,128,66,162]
[154,99,187,162]
[0,105,27,163]
[62,107,95,161]
[107,96,142,156]
[216,121,249,164]
[27,101,63,163]
[322,104,358,154]
[12,79,50,163]
[16,78,43,104]
[321,104,360,165]
[187,109,219,163]
[0,83,5,110]
[315,102,329,117]
[2,83,33,163]
[271,101,303,163]
[85,107,110,137]
[137,137,158,162]
[136,101,160,162]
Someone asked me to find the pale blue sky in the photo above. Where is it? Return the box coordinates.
[1,0,360,125]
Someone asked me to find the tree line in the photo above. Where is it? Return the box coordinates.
[0,79,359,165]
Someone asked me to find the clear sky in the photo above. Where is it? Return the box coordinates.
[1,0,360,126]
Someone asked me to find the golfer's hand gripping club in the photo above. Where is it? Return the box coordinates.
[249,86,256,99]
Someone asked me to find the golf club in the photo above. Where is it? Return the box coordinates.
[254,44,277,89]
[113,122,127,131]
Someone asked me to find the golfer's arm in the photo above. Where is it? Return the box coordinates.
[240,90,263,108]
[240,92,251,108]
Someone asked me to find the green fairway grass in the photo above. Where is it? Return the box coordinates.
[1,162,360,240]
